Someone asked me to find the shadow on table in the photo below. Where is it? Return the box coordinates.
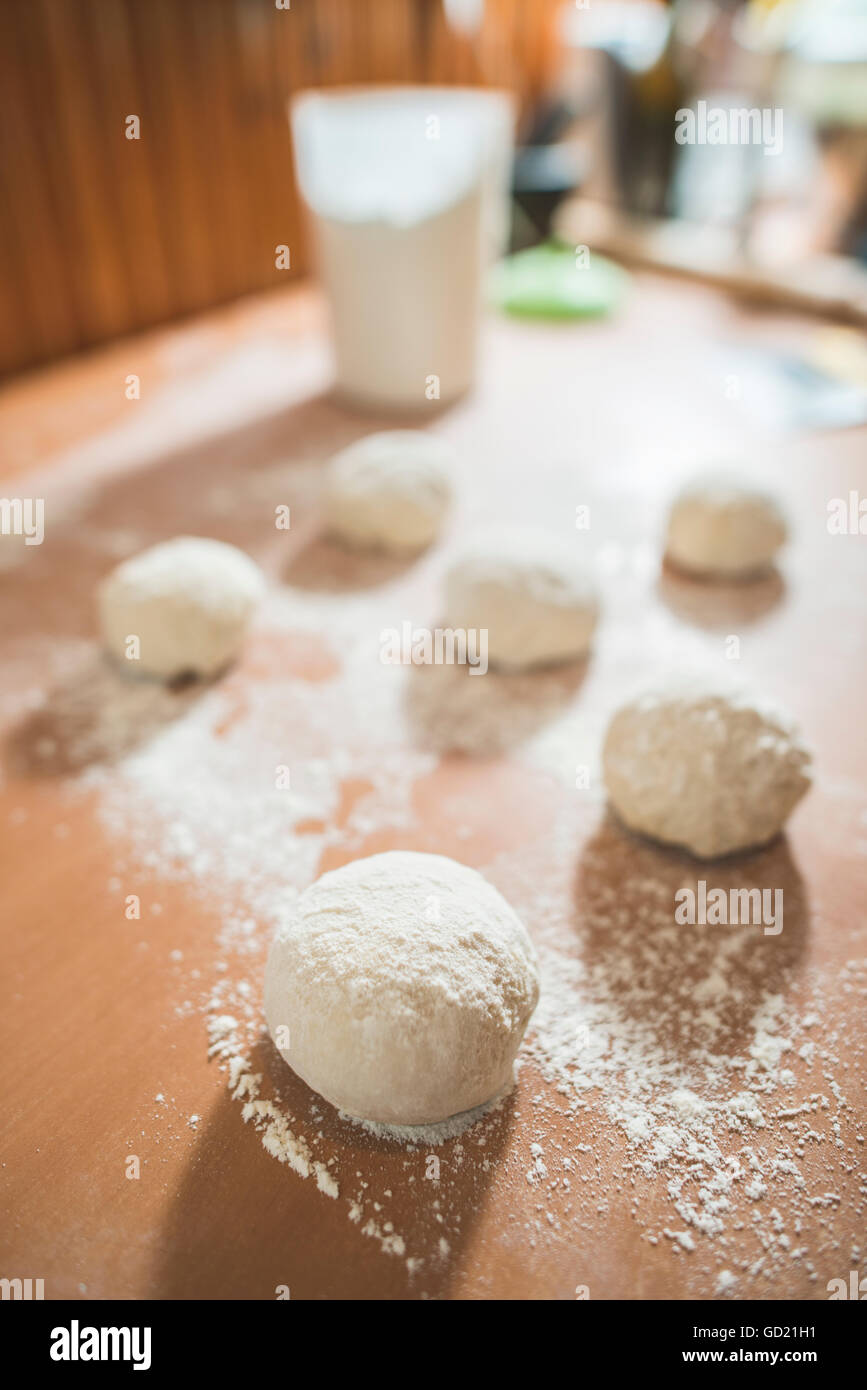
[283,531,419,593]
[404,651,589,756]
[3,650,207,776]
[657,558,785,631]
[151,1029,516,1299]
[572,810,809,1060]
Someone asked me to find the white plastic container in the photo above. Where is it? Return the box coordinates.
[290,87,513,412]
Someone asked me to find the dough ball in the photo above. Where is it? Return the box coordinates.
[324,430,452,554]
[602,681,812,858]
[665,476,787,578]
[264,851,539,1126]
[444,526,599,670]
[99,536,265,680]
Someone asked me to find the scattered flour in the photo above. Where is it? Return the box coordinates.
[33,580,865,1296]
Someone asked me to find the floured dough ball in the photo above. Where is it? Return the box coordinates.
[603,681,812,858]
[665,476,787,578]
[444,526,598,670]
[99,536,265,680]
[264,851,539,1126]
[324,430,452,554]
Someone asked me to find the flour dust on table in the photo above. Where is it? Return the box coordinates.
[85,611,864,1294]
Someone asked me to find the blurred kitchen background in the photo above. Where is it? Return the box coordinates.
[1,0,866,396]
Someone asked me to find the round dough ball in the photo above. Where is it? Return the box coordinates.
[264,851,539,1126]
[444,526,599,670]
[603,681,812,858]
[665,476,787,578]
[99,536,265,680]
[324,430,452,554]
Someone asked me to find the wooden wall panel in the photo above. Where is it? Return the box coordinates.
[0,0,562,379]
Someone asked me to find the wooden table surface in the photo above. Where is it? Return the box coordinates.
[1,278,865,1301]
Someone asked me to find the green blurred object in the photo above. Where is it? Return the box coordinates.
[490,242,628,320]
